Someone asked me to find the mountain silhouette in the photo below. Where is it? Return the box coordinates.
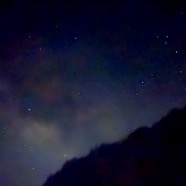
[43,106,186,186]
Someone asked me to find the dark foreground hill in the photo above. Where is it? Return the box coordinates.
[43,106,186,186]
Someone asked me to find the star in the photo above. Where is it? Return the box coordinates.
[28,108,31,111]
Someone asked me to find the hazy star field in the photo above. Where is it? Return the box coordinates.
[0,1,186,186]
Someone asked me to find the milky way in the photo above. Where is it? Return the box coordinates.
[0,1,186,186]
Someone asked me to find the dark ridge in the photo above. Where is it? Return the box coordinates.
[43,106,186,186]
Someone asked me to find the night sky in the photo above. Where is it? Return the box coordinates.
[0,1,186,186]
